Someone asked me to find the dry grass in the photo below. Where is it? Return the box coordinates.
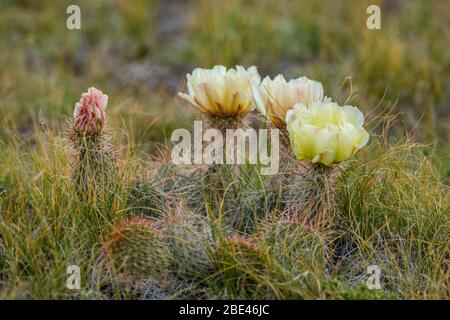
[0,0,448,299]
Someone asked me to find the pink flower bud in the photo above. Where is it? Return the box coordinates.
[73,87,108,136]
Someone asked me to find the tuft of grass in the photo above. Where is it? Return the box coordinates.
[331,136,449,298]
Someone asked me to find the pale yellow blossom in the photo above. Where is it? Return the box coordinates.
[286,101,369,166]
[253,75,325,127]
[178,65,261,117]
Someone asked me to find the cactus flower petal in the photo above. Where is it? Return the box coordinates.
[73,87,108,136]
[254,74,325,127]
[286,101,369,166]
[178,65,261,117]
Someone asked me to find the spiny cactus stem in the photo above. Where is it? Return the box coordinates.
[284,161,343,226]
[202,113,251,134]
[200,113,250,195]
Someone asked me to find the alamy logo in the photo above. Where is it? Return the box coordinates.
[66,265,81,290]
[171,121,280,175]
[366,265,381,290]
[366,5,381,30]
[66,5,81,30]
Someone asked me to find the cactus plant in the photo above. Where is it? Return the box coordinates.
[103,217,171,280]
[67,87,117,204]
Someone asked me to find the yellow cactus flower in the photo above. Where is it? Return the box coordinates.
[253,74,326,128]
[286,101,369,166]
[178,65,261,117]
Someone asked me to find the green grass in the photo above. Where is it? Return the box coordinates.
[0,0,449,299]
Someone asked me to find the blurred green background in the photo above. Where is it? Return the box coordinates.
[0,0,449,180]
